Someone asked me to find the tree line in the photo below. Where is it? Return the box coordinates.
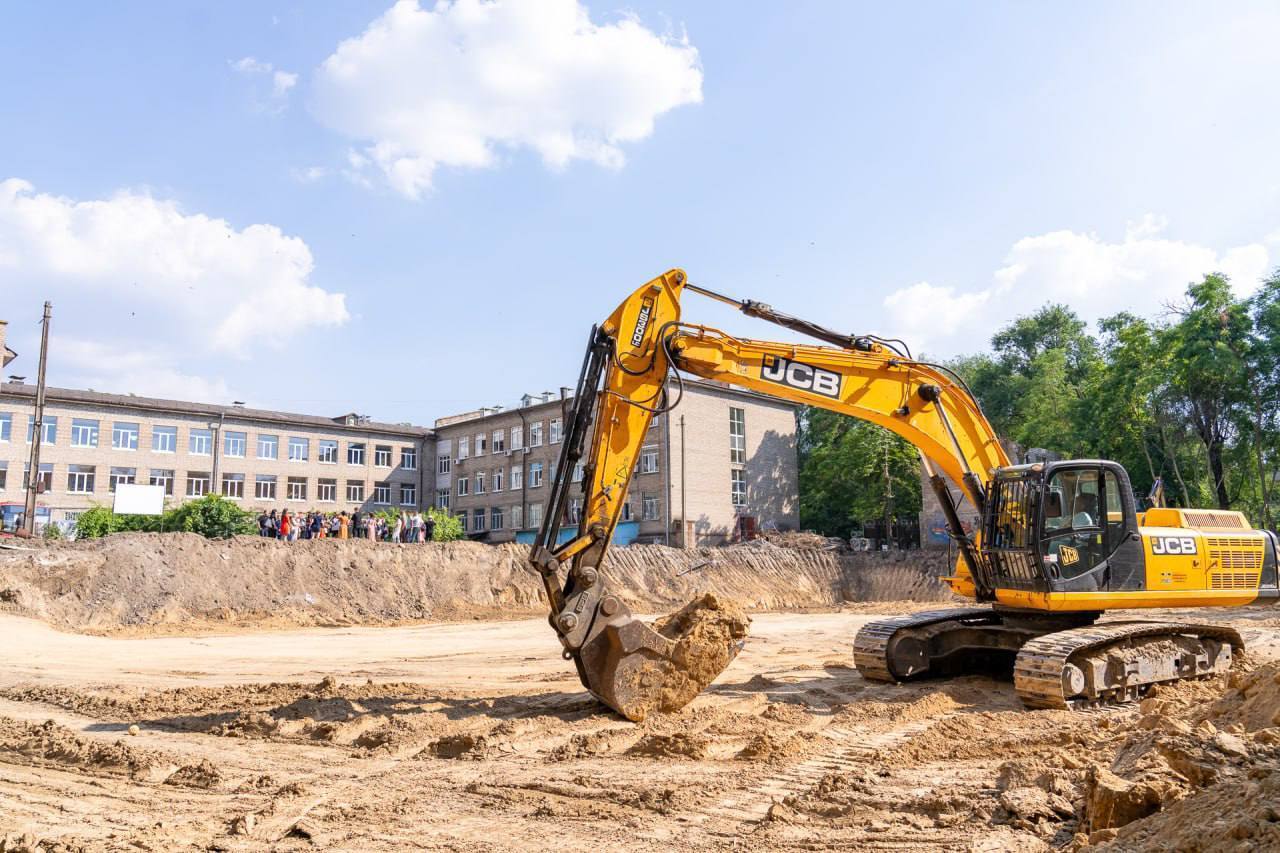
[799,270,1280,538]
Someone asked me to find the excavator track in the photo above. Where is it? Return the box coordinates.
[1014,621,1243,710]
[853,607,1002,682]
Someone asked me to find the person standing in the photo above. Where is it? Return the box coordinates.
[338,511,350,539]
[392,513,404,543]
[423,512,436,543]
[279,509,292,541]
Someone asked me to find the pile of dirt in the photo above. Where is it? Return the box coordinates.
[0,533,956,633]
[758,530,845,551]
[626,732,709,759]
[1085,663,1280,850]
[0,716,219,788]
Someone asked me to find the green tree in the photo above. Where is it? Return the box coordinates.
[797,407,921,539]
[991,303,1099,383]
[1242,271,1280,526]
[1010,348,1079,454]
[1165,274,1251,509]
[952,304,1101,454]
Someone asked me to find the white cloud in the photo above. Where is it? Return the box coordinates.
[54,338,236,402]
[0,178,348,399]
[272,70,298,98]
[883,217,1273,355]
[311,0,703,198]
[290,165,331,184]
[231,56,273,74]
[230,56,298,112]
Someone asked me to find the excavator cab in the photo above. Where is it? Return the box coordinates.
[979,460,1144,596]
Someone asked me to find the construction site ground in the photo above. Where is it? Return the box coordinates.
[2,537,1280,851]
[2,606,1279,852]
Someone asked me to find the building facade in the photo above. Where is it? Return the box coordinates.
[0,382,432,530]
[434,379,800,546]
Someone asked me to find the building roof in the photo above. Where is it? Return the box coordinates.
[0,382,432,439]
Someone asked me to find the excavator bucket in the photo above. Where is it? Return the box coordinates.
[572,593,750,722]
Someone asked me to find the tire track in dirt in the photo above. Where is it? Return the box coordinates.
[694,713,951,826]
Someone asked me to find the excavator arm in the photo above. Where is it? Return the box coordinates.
[531,268,1010,720]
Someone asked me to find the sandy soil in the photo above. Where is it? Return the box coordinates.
[2,605,1279,852]
[0,534,953,635]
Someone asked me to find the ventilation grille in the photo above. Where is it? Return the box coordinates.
[1206,538,1265,571]
[1209,572,1260,590]
[1182,510,1249,530]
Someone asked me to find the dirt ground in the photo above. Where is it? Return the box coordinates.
[0,534,953,635]
[3,604,1280,852]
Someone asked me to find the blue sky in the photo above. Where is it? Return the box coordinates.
[3,1,1279,424]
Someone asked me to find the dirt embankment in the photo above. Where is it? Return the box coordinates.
[0,534,955,633]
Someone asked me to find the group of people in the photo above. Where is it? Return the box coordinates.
[257,509,437,543]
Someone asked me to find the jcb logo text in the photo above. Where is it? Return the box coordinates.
[761,356,841,399]
[1150,536,1197,555]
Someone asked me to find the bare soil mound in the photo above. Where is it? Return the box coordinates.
[0,716,218,788]
[0,533,955,633]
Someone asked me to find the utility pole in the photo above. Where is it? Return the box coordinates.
[881,431,894,551]
[680,415,687,549]
[209,411,225,497]
[23,302,51,536]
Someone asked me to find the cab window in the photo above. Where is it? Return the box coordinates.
[1043,469,1100,532]
[1102,469,1126,548]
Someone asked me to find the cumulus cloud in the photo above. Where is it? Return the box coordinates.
[54,338,236,402]
[290,165,331,184]
[0,178,348,399]
[311,0,703,198]
[883,217,1273,355]
[230,56,298,112]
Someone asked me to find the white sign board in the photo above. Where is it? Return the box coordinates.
[113,483,165,516]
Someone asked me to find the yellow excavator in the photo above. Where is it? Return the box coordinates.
[529,269,1279,720]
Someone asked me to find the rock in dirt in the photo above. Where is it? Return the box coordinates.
[1096,775,1280,851]
[626,732,709,760]
[999,786,1075,823]
[1085,766,1171,831]
[1214,731,1250,758]
[736,731,813,763]
[163,759,223,789]
[424,733,491,760]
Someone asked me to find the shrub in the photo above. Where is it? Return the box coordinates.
[73,505,121,539]
[73,495,256,540]
[426,507,463,541]
[165,494,258,539]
